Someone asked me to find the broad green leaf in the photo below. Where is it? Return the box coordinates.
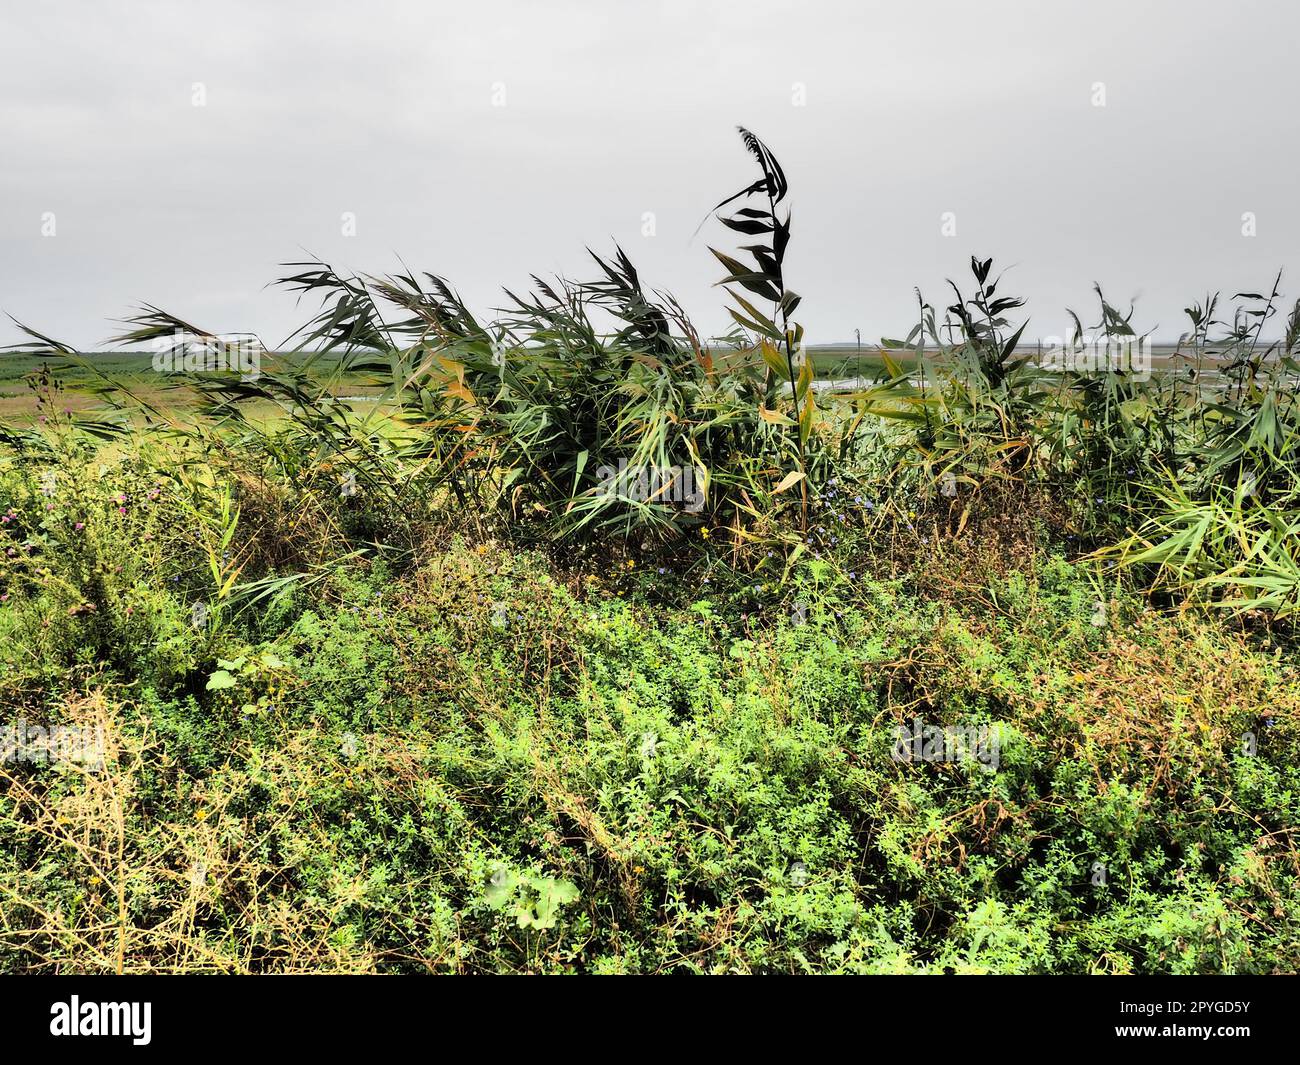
[205,670,237,692]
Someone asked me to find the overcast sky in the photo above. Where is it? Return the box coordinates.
[1,0,1296,348]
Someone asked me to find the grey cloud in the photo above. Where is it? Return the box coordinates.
[1,0,1296,347]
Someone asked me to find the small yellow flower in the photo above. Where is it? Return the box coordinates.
[89,875,102,886]
[195,808,208,822]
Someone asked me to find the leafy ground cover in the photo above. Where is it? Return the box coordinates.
[2,130,1298,973]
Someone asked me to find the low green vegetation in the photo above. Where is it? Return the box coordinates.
[2,130,1298,973]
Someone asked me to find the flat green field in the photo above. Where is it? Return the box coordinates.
[0,347,895,421]
[0,350,386,421]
